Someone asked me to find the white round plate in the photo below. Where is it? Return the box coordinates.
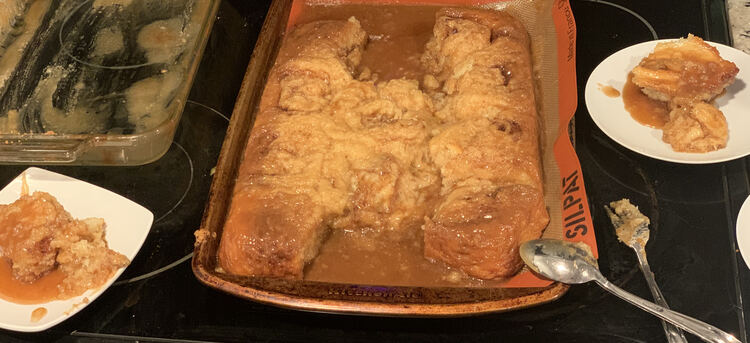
[737,196,750,270]
[585,39,750,164]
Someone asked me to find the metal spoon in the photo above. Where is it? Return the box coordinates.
[605,199,688,343]
[519,239,740,343]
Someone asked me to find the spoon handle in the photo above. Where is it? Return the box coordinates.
[632,245,689,343]
[595,278,740,343]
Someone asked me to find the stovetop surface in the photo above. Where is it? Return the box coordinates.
[2,0,749,342]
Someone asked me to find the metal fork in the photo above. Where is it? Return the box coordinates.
[606,200,688,343]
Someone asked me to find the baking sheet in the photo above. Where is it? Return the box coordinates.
[288,0,597,287]
[193,0,596,315]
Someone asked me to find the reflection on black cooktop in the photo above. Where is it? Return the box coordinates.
[2,0,748,342]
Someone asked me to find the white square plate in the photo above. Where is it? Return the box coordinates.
[0,167,153,332]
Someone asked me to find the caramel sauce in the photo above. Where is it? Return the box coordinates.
[0,258,64,304]
[0,193,44,263]
[1,191,128,305]
[598,83,620,98]
[0,192,66,304]
[30,307,47,323]
[21,172,29,196]
[623,72,669,128]
[292,4,439,82]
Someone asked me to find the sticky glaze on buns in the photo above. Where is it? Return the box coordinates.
[218,9,548,281]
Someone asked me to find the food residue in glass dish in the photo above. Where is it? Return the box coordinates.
[0,0,208,135]
[92,0,133,8]
[137,18,188,64]
[124,70,183,132]
[0,0,50,94]
[90,26,124,57]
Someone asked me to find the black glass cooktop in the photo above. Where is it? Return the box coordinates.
[2,0,748,342]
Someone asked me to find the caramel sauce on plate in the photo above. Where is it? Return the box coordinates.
[0,258,64,304]
[623,72,669,128]
[0,183,65,304]
[30,307,47,323]
[598,83,620,98]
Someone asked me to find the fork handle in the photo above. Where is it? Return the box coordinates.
[633,246,689,343]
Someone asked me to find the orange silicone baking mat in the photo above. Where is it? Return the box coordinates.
[286,0,598,288]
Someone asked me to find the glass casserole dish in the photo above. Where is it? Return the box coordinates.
[0,0,219,165]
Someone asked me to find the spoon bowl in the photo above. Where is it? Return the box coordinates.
[519,239,600,284]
